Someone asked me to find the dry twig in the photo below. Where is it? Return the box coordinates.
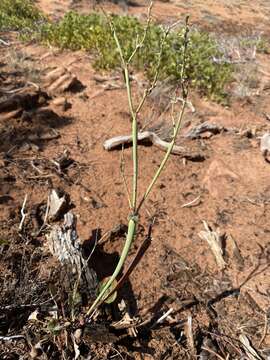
[0,335,26,341]
[185,315,195,353]
[151,308,174,328]
[239,334,263,360]
[19,194,28,231]
[181,195,201,208]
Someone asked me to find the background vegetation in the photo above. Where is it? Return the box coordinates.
[0,0,234,100]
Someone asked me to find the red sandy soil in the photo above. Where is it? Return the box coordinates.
[1,1,270,359]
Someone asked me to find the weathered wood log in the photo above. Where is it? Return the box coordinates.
[47,211,98,301]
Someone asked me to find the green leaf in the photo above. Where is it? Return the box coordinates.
[98,277,117,304]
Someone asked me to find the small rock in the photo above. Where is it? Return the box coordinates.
[203,159,239,198]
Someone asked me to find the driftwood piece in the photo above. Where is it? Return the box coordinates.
[184,121,224,139]
[47,211,98,299]
[103,131,204,160]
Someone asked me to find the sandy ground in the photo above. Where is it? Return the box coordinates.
[1,1,270,359]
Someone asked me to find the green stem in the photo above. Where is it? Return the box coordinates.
[87,15,140,317]
[123,67,138,210]
[137,100,187,213]
[137,17,190,213]
[87,217,137,315]
[111,20,138,210]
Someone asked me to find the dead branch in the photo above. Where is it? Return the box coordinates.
[0,38,10,46]
[151,308,174,328]
[104,131,204,160]
[258,313,268,347]
[184,121,225,139]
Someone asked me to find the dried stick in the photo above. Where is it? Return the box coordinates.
[181,195,201,208]
[19,194,28,231]
[258,313,268,347]
[201,346,227,360]
[0,335,26,341]
[186,315,195,352]
[151,308,174,328]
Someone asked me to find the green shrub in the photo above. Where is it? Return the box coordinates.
[40,12,233,99]
[0,0,44,31]
[239,37,270,54]
[0,0,233,100]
